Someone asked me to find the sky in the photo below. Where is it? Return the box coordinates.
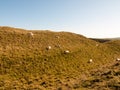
[0,0,120,38]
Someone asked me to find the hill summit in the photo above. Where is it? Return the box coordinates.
[0,26,120,89]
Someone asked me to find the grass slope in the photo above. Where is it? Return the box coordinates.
[81,60,120,90]
[0,26,120,89]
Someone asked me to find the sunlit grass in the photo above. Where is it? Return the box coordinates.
[0,26,119,89]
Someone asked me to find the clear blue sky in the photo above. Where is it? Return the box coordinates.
[0,0,120,38]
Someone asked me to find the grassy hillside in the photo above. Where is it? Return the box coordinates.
[0,26,120,89]
[78,60,120,90]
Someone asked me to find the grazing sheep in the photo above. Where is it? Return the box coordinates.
[88,59,93,63]
[28,32,34,37]
[64,50,70,54]
[96,44,99,47]
[116,58,120,61]
[46,46,51,50]
[55,36,60,39]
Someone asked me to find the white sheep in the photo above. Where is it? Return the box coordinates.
[55,36,60,39]
[88,59,93,63]
[64,50,70,54]
[46,46,51,50]
[96,44,99,47]
[28,32,34,37]
[116,58,120,61]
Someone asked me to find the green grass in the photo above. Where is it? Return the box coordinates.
[0,26,120,89]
